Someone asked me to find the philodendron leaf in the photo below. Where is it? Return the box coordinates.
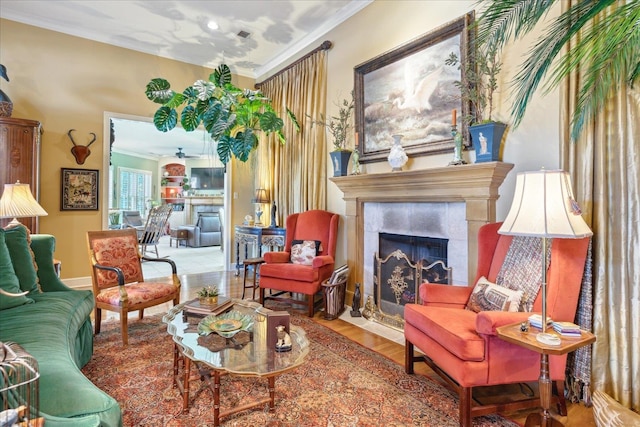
[232,130,257,162]
[165,92,185,108]
[217,135,233,164]
[182,86,199,104]
[260,111,284,132]
[145,78,173,104]
[193,80,216,101]
[153,106,178,132]
[202,102,232,140]
[180,105,200,131]
[287,108,300,132]
[211,64,232,87]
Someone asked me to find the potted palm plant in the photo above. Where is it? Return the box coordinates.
[145,64,299,165]
[308,92,355,177]
[446,36,506,163]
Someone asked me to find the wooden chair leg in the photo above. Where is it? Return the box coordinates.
[94,307,101,335]
[121,315,128,346]
[138,309,144,320]
[259,287,265,306]
[459,386,472,427]
[555,380,568,416]
[405,340,414,374]
[307,294,314,317]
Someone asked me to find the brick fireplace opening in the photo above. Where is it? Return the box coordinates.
[331,162,514,313]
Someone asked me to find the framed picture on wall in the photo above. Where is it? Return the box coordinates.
[61,168,99,210]
[354,12,474,163]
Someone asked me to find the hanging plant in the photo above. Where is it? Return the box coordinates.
[145,64,299,164]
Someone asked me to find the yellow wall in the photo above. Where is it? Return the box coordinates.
[0,19,254,278]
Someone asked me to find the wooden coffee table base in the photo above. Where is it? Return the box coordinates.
[172,343,276,426]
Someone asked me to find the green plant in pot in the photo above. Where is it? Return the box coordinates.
[446,35,507,163]
[145,64,299,165]
[307,91,354,177]
[197,285,219,305]
[181,176,190,195]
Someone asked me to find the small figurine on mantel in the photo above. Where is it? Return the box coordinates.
[350,283,362,317]
[275,325,292,352]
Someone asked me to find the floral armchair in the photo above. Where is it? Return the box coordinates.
[86,228,181,345]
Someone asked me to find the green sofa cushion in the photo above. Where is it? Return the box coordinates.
[4,224,40,294]
[0,229,34,309]
[0,291,121,425]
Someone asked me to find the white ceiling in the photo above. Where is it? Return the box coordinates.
[1,0,371,158]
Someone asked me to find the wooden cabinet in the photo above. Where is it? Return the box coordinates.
[0,117,42,232]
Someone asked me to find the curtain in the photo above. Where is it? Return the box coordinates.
[256,49,328,226]
[560,0,640,411]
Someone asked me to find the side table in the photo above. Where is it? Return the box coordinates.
[169,228,188,248]
[234,225,285,275]
[496,322,596,427]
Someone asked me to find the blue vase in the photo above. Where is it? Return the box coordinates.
[469,122,508,163]
[330,150,352,177]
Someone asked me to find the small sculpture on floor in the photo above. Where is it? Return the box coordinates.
[362,295,375,320]
[275,325,292,352]
[350,283,362,317]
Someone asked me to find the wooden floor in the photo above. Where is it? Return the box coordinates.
[108,270,595,427]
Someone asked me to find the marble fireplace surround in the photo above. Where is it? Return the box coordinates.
[330,162,514,301]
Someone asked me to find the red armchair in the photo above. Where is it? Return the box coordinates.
[259,210,339,317]
[404,222,590,426]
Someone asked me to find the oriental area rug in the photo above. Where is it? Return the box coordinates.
[82,311,519,427]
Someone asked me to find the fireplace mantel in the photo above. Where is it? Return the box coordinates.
[331,162,514,293]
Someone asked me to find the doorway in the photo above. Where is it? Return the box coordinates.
[101,112,233,268]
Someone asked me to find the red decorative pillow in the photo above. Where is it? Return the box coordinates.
[466,276,524,313]
[290,240,321,265]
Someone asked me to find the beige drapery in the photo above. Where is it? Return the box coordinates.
[560,0,640,411]
[255,49,328,226]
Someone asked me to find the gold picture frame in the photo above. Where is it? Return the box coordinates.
[355,12,474,163]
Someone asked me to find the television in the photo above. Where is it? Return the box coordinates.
[190,167,225,190]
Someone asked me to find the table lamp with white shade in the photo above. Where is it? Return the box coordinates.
[498,169,592,345]
[0,181,48,230]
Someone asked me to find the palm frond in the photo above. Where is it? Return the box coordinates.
[476,0,556,48]
[501,0,616,128]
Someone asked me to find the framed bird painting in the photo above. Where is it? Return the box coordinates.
[354,12,474,163]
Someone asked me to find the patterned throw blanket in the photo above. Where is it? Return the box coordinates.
[496,236,593,405]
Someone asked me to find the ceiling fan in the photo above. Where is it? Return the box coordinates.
[175,147,199,159]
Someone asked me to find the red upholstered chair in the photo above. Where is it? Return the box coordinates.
[86,228,181,345]
[404,222,590,427]
[259,210,339,317]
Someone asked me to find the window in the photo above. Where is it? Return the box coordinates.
[117,167,152,216]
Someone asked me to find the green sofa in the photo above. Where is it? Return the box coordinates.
[0,226,122,426]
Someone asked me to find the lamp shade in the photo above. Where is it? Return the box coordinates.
[499,170,592,238]
[0,182,48,219]
[252,188,270,204]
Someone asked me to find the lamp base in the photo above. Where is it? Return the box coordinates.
[536,332,561,346]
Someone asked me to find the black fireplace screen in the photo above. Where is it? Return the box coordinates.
[373,233,451,328]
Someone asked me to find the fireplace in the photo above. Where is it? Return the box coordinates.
[331,162,514,320]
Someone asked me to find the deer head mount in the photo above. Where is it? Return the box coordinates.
[67,129,97,164]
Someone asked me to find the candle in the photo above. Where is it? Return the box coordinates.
[452,109,457,126]
[355,132,359,147]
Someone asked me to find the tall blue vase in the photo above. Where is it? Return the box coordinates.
[469,122,507,163]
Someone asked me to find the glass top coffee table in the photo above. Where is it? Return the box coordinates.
[163,299,308,426]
